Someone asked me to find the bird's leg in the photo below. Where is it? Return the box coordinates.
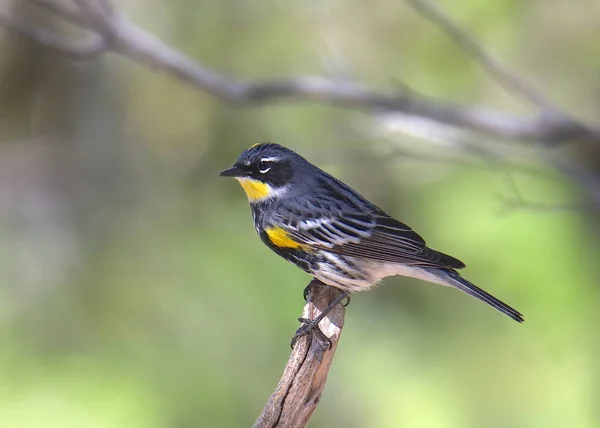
[291,290,349,349]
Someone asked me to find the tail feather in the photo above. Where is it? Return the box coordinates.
[431,269,524,323]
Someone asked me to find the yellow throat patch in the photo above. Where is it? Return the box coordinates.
[236,177,271,202]
[265,226,306,249]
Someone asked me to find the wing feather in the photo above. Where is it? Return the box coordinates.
[273,171,464,269]
[285,211,465,269]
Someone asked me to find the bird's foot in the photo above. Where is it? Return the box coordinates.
[290,317,332,349]
[304,283,350,306]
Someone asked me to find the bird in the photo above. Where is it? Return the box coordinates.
[220,143,523,344]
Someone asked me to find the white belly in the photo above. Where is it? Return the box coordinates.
[313,253,448,292]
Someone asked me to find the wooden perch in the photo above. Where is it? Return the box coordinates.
[254,280,346,428]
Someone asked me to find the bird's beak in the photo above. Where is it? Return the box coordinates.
[219,165,245,177]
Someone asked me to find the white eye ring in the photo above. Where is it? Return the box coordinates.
[258,160,271,174]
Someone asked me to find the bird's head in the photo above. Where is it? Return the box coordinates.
[219,143,301,203]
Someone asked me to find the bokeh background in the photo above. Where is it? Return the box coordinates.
[1,0,600,427]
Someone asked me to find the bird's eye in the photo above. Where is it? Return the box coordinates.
[258,160,271,174]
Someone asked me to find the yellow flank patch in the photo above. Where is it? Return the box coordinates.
[236,178,271,201]
[265,227,306,249]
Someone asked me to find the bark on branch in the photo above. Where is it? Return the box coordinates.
[254,281,345,428]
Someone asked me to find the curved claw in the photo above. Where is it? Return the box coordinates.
[302,284,312,301]
[342,295,351,307]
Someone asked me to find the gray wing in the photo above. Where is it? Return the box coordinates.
[280,207,465,269]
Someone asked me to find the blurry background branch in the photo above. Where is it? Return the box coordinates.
[1,0,599,146]
[0,11,105,57]
[404,0,553,111]
[496,175,583,214]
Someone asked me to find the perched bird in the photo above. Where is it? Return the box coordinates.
[220,143,523,342]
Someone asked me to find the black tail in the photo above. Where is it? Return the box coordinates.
[430,269,524,323]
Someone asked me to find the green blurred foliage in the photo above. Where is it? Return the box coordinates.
[0,0,599,427]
